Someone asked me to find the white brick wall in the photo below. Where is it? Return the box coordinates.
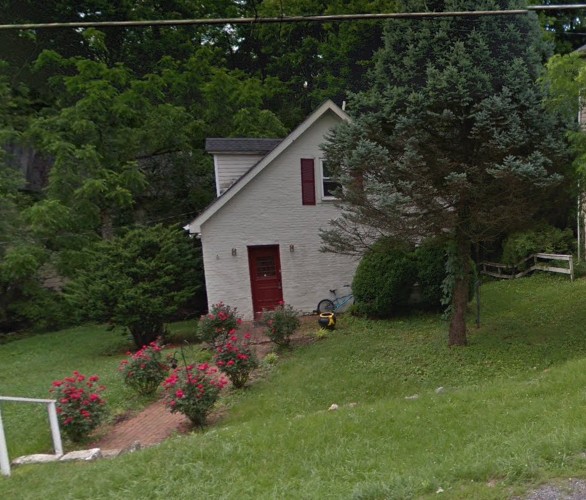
[200,110,358,319]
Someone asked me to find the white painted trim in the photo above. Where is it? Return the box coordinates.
[319,157,339,201]
[213,154,221,197]
[187,100,349,234]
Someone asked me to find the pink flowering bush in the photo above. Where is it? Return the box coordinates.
[162,363,228,426]
[259,302,301,347]
[50,371,106,442]
[199,302,242,347]
[215,332,258,388]
[118,340,171,395]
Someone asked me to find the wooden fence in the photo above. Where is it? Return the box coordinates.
[480,253,574,281]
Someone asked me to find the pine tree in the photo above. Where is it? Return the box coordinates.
[322,0,570,345]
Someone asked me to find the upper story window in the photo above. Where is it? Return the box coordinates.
[321,160,341,200]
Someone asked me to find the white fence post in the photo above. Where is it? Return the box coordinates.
[0,405,11,477]
[47,402,63,456]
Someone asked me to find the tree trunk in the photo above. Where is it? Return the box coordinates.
[128,321,165,350]
[448,239,471,346]
[449,273,469,346]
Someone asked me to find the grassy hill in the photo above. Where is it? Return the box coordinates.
[2,274,586,498]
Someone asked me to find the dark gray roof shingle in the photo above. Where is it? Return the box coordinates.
[205,138,282,154]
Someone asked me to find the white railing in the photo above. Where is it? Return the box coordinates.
[480,253,574,281]
[0,396,63,477]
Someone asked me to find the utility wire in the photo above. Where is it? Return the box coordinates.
[0,6,585,31]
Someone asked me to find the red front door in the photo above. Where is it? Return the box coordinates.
[248,245,283,318]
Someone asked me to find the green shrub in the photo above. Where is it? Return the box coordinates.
[11,286,74,333]
[65,225,202,349]
[502,224,575,266]
[259,303,301,347]
[262,352,279,367]
[352,244,417,318]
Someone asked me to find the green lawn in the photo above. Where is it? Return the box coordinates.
[0,320,201,458]
[3,275,586,498]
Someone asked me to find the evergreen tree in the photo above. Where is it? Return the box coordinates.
[322,0,570,345]
[65,225,202,348]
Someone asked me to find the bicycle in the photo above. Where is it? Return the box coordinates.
[316,285,354,313]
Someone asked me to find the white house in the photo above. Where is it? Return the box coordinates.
[186,100,358,319]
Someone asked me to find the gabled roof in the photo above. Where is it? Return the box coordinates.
[205,138,282,154]
[187,99,349,234]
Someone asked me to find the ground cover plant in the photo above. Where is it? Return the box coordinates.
[3,276,586,498]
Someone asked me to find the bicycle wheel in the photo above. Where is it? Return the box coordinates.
[317,299,335,313]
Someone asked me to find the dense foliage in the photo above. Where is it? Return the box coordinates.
[413,240,449,311]
[0,1,579,336]
[322,0,570,345]
[65,225,201,348]
[352,244,416,318]
[502,224,575,266]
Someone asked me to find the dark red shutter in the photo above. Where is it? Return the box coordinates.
[301,159,316,205]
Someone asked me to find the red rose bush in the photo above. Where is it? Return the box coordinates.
[199,302,242,347]
[214,332,258,388]
[259,302,301,347]
[162,363,227,426]
[50,371,106,442]
[118,340,170,395]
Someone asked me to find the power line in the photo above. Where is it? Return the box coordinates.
[0,6,584,31]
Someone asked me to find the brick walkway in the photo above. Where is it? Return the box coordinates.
[91,400,188,451]
[91,317,316,452]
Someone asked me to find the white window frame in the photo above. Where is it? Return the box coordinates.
[320,159,340,201]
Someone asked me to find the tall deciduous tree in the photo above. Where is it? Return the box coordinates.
[542,50,586,172]
[322,0,569,345]
[26,50,287,245]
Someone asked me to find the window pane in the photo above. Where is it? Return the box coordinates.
[256,257,276,277]
[323,180,341,197]
[322,161,333,178]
